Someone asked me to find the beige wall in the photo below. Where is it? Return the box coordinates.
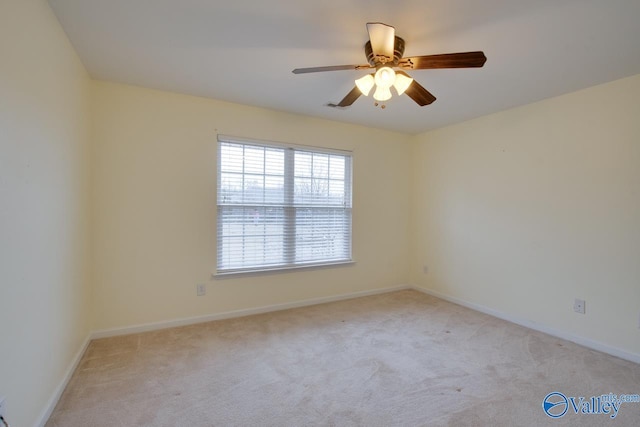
[0,1,92,426]
[91,81,412,331]
[410,74,640,356]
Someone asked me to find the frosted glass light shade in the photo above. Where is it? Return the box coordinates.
[366,23,395,60]
[374,67,396,89]
[373,86,392,102]
[355,74,375,96]
[393,73,413,95]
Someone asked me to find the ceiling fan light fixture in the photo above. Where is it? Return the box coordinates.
[393,72,413,95]
[366,22,395,62]
[355,74,375,96]
[373,85,392,102]
[374,66,396,89]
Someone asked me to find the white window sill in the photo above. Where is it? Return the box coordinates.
[212,260,355,279]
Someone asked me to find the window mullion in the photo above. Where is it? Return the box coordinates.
[344,156,352,259]
[262,149,267,265]
[284,148,295,265]
[345,156,352,207]
[241,145,247,266]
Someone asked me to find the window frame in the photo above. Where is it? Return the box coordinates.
[215,135,353,277]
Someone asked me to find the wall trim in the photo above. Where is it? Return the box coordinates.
[36,333,92,427]
[91,285,411,339]
[410,285,640,365]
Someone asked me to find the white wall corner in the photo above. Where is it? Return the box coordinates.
[36,334,92,427]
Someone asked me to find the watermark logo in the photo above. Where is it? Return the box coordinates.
[543,391,639,419]
[543,392,569,418]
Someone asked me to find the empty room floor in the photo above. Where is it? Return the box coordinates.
[46,290,640,426]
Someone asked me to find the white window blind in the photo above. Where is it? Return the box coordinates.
[216,136,352,274]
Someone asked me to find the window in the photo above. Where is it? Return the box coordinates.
[216,136,352,274]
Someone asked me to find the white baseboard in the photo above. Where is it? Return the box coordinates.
[36,333,92,427]
[410,285,640,365]
[91,285,411,339]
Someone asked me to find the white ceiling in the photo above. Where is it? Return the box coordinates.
[48,0,640,134]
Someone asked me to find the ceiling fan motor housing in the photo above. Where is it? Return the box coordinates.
[365,36,405,67]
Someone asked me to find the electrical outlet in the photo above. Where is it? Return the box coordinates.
[423,265,429,274]
[0,396,6,418]
[196,284,206,296]
[573,298,585,314]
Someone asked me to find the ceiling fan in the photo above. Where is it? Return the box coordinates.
[292,22,486,108]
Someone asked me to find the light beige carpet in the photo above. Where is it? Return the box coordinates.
[47,290,640,426]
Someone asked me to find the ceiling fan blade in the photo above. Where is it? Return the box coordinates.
[292,64,372,74]
[404,80,436,106]
[327,86,361,108]
[400,51,487,69]
[366,22,395,61]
